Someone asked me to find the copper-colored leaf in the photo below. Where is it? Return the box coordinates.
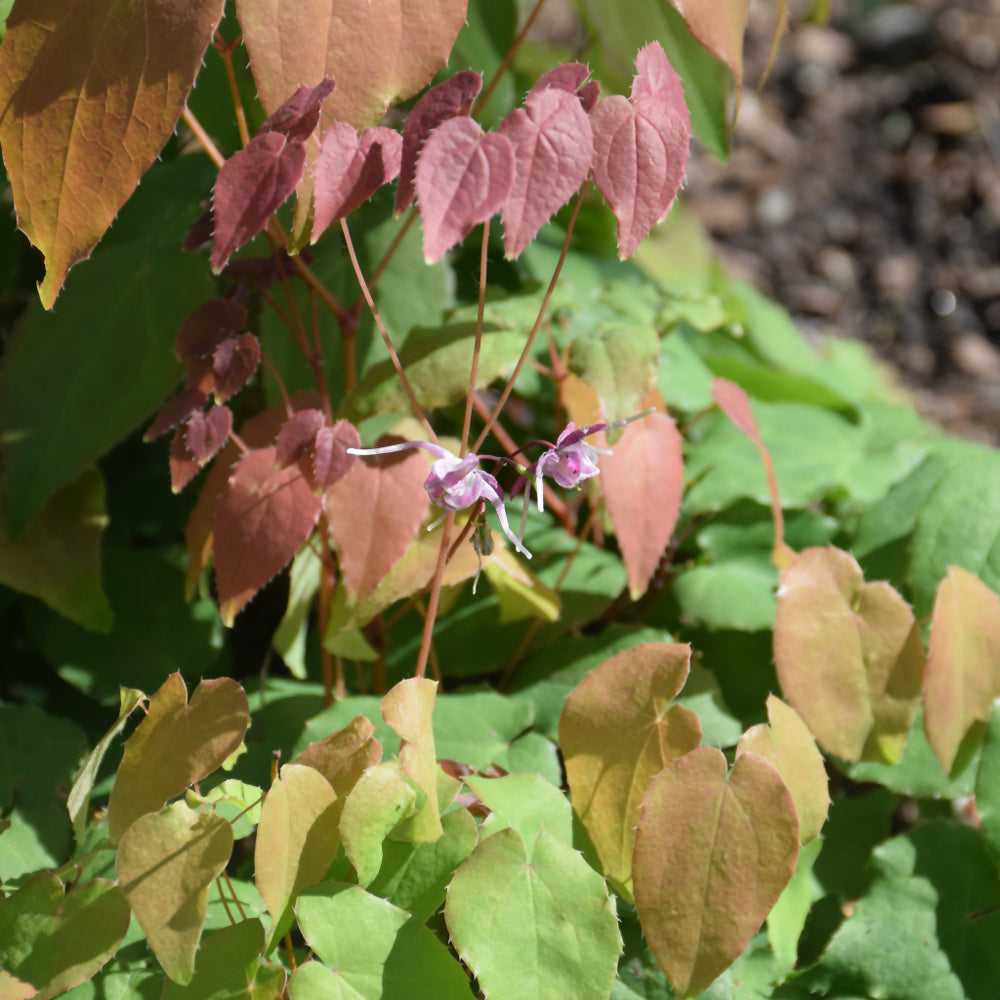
[324,443,430,602]
[738,695,830,843]
[633,748,799,998]
[145,390,207,443]
[396,70,482,213]
[924,566,1000,773]
[309,420,360,493]
[295,715,382,801]
[275,410,326,469]
[212,334,260,403]
[499,87,593,259]
[382,678,442,842]
[175,300,248,361]
[598,411,683,599]
[590,42,691,259]
[560,643,701,893]
[107,673,249,842]
[213,446,324,625]
[665,0,749,95]
[773,546,924,763]
[0,0,225,308]
[415,117,514,262]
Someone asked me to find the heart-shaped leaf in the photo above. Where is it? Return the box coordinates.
[598,411,683,599]
[185,406,233,464]
[560,643,701,892]
[309,420,360,492]
[530,62,599,112]
[212,334,260,403]
[259,79,335,143]
[107,673,248,842]
[295,715,382,808]
[213,446,324,625]
[633,748,799,998]
[773,546,924,763]
[145,390,208,442]
[499,86,593,258]
[590,42,691,258]
[275,410,327,469]
[415,117,514,262]
[924,566,1000,773]
[175,300,248,361]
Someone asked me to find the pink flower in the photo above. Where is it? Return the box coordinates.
[347,440,531,558]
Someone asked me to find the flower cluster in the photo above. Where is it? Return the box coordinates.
[347,411,651,560]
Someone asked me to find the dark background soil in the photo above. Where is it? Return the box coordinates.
[682,0,1000,443]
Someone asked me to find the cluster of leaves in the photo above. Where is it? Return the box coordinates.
[3,2,1000,1000]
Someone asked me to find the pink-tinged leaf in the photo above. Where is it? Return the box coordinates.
[737,695,830,844]
[711,377,792,568]
[560,644,701,893]
[634,748,799,998]
[259,79,335,143]
[170,426,204,494]
[309,420,360,493]
[590,42,691,259]
[324,441,430,601]
[185,406,233,464]
[924,566,1000,774]
[396,71,483,213]
[665,0,749,95]
[499,87,593,259]
[313,125,403,239]
[530,63,600,112]
[212,333,260,403]
[599,412,683,599]
[773,546,924,763]
[295,715,382,802]
[211,132,307,273]
[213,446,324,625]
[275,410,326,469]
[175,300,248,360]
[145,390,207,443]
[107,673,249,842]
[416,118,514,263]
[236,0,468,132]
[0,0,225,308]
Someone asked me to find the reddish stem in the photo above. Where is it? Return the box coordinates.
[476,0,552,116]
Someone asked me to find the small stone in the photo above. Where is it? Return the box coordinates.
[755,187,795,226]
[950,332,1000,380]
[875,254,921,299]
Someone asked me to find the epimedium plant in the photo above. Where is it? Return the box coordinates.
[2,2,1000,1000]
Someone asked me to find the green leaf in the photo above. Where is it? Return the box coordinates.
[0,468,111,630]
[117,802,233,985]
[569,322,659,422]
[672,557,777,632]
[432,690,534,770]
[445,828,621,1000]
[0,873,130,1000]
[766,838,822,978]
[467,772,573,849]
[658,325,717,412]
[186,780,264,841]
[160,919,264,1000]
[271,543,323,680]
[975,707,1000,864]
[705,355,856,414]
[293,884,474,1000]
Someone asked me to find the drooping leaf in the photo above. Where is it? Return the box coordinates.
[160,919,264,1000]
[664,0,749,98]
[382,678,442,842]
[445,828,621,1000]
[598,411,683,599]
[254,764,339,944]
[0,0,224,307]
[307,420,360,493]
[175,300,249,361]
[773,546,924,763]
[212,334,261,403]
[737,695,829,843]
[116,803,233,985]
[213,446,324,625]
[259,79,336,143]
[560,643,701,892]
[171,407,233,493]
[632,748,799,998]
[324,444,430,602]
[313,124,402,238]
[0,468,111,631]
[415,116,514,262]
[923,566,1000,774]
[499,86,593,258]
[107,673,249,842]
[590,42,691,259]
[292,884,474,1000]
[0,874,130,1000]
[396,71,482,213]
[146,390,209,443]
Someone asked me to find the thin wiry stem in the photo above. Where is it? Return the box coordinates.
[414,513,455,680]
[461,221,490,456]
[476,0,552,116]
[181,107,224,168]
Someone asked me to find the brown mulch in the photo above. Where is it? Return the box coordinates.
[682,0,1000,444]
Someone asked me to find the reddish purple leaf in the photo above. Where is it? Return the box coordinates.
[211,132,308,272]
[175,300,248,361]
[212,333,260,403]
[309,420,360,492]
[185,356,216,396]
[145,390,207,442]
[275,410,327,469]
[590,42,691,259]
[313,124,402,238]
[169,426,202,494]
[396,71,482,214]
[415,117,514,263]
[186,406,233,464]
[530,63,600,113]
[260,79,335,143]
[214,446,324,625]
[184,209,215,252]
[499,87,593,259]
